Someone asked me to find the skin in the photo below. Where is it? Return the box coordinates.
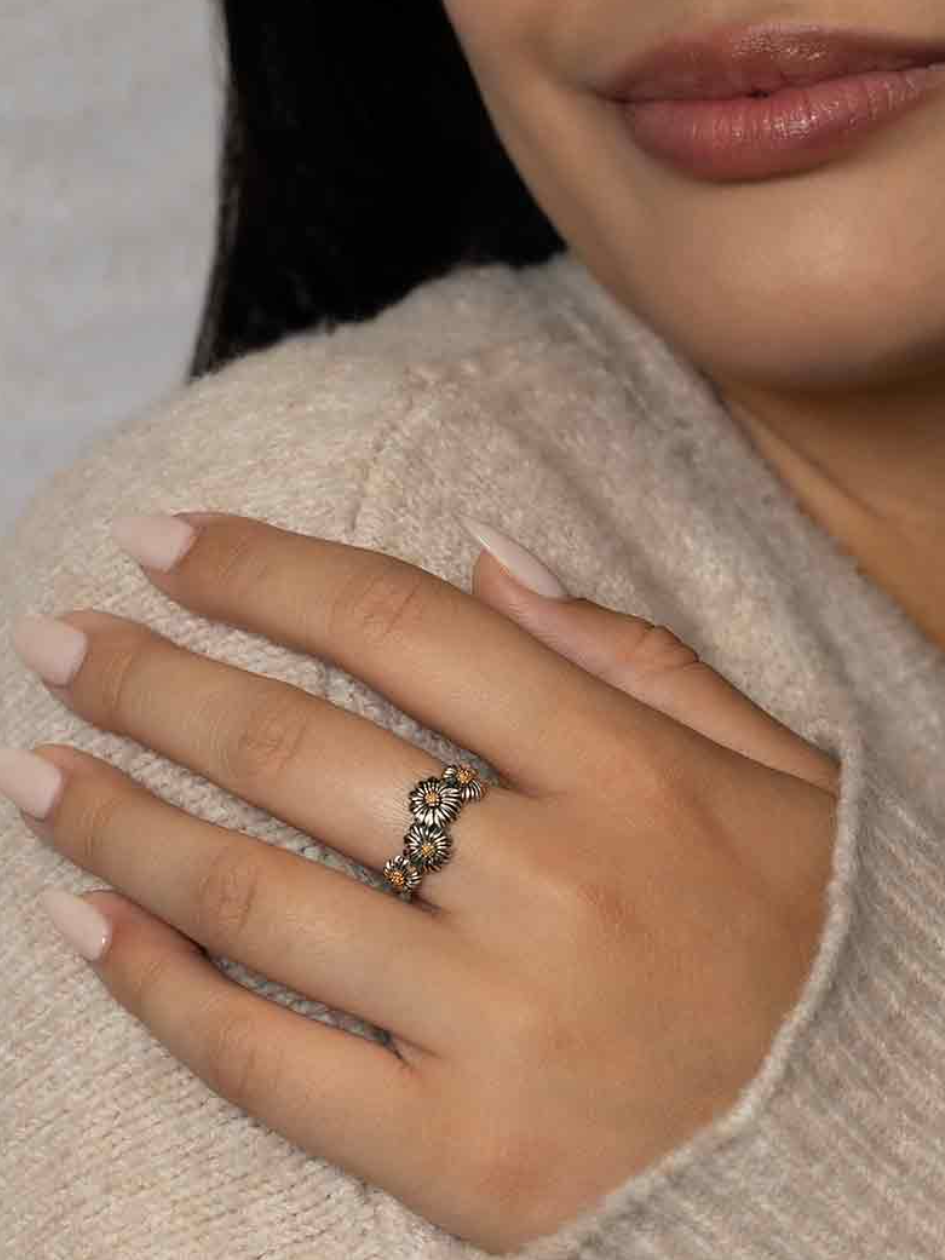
[442,0,945,653]
[14,2,940,1251]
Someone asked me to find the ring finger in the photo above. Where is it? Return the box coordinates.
[15,607,513,914]
[15,734,492,1058]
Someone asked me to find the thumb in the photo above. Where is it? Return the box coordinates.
[459,517,838,796]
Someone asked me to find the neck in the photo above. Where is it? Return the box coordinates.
[719,368,945,534]
[714,369,945,653]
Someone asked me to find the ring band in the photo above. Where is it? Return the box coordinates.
[383,763,488,898]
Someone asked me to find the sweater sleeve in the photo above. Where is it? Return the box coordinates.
[2,326,943,1260]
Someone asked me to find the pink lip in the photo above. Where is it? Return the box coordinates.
[604,22,945,101]
[602,23,945,181]
[618,65,945,181]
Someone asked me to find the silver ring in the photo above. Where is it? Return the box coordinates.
[383,764,488,898]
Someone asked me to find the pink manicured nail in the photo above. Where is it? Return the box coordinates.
[38,888,111,961]
[457,516,569,599]
[110,513,198,572]
[12,615,89,686]
[0,749,65,819]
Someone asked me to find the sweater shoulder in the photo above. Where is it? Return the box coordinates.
[0,257,581,615]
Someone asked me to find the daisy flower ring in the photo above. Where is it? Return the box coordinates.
[403,820,453,873]
[385,764,489,897]
[408,776,463,829]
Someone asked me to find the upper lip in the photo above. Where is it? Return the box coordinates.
[605,22,945,102]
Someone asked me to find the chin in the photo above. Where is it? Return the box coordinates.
[620,263,945,393]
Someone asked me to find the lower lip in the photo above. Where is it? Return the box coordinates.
[619,64,945,181]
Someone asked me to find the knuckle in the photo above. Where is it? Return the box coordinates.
[634,623,701,670]
[565,872,639,949]
[201,1002,275,1113]
[328,558,434,650]
[494,975,578,1067]
[598,621,701,689]
[523,832,641,959]
[525,811,641,948]
[70,783,131,872]
[194,845,265,949]
[96,634,150,729]
[220,688,313,787]
[126,946,183,1027]
[534,851,645,967]
[199,522,275,605]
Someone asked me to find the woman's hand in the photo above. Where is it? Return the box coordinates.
[6,512,838,1255]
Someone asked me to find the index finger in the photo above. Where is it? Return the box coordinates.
[111,511,656,795]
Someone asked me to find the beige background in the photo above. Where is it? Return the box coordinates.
[0,0,221,537]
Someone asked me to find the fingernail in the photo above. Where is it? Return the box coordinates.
[12,615,89,687]
[0,748,66,819]
[110,513,198,572]
[457,516,569,599]
[38,888,111,962]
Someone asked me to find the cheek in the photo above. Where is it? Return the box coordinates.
[439,0,553,146]
[441,0,500,43]
[440,0,545,68]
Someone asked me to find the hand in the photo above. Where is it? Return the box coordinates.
[9,512,838,1255]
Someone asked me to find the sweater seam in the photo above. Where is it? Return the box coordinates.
[345,364,433,547]
[323,365,434,712]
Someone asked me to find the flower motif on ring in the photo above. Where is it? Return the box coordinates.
[383,853,423,894]
[442,763,486,804]
[404,821,453,873]
[409,776,462,828]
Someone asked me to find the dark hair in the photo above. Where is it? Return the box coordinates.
[189,4,565,381]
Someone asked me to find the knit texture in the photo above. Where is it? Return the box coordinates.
[2,250,944,1258]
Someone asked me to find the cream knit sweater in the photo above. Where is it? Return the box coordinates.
[2,250,944,1259]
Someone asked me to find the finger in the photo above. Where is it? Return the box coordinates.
[56,888,437,1208]
[13,607,513,909]
[107,511,697,795]
[19,743,482,1053]
[471,550,839,796]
